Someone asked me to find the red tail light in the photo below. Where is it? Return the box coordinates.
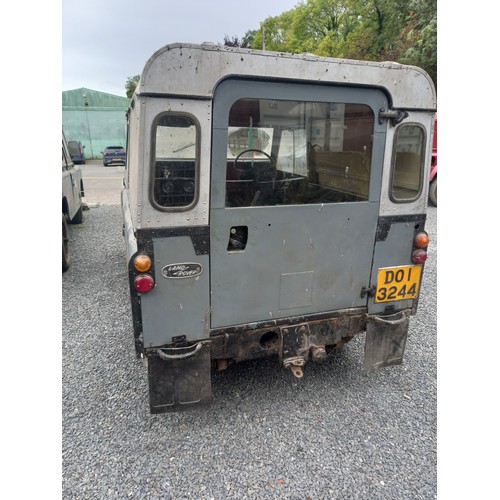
[412,231,429,264]
[412,249,428,264]
[134,274,155,293]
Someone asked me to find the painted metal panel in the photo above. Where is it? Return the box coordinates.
[131,98,212,230]
[209,79,388,328]
[368,218,426,314]
[140,236,210,347]
[210,203,379,327]
[378,111,435,217]
[138,44,436,111]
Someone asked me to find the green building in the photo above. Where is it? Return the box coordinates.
[62,88,130,160]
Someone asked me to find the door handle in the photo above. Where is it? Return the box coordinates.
[227,226,248,251]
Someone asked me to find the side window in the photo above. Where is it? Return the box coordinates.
[225,98,374,207]
[151,114,199,209]
[390,124,425,202]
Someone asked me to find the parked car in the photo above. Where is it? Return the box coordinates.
[429,116,437,206]
[62,131,85,272]
[68,140,86,164]
[102,146,127,166]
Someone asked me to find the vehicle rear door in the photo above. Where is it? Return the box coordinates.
[209,79,388,328]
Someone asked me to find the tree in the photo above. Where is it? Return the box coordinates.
[241,31,257,48]
[251,10,295,52]
[223,35,252,48]
[238,0,436,86]
[125,75,140,98]
[395,0,437,86]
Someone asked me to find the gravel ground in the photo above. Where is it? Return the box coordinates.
[62,204,437,499]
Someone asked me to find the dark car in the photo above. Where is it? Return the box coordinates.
[102,146,127,166]
[68,140,86,164]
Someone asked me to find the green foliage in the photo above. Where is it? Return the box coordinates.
[396,0,437,86]
[237,0,436,86]
[125,75,140,98]
[126,1,437,94]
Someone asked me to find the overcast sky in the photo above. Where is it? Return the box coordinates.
[62,0,299,96]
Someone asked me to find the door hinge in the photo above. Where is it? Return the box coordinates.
[360,285,376,298]
[378,108,409,126]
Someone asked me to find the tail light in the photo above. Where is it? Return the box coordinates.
[412,231,429,264]
[414,232,429,249]
[134,254,151,272]
[412,249,428,264]
[133,254,155,293]
[134,274,155,294]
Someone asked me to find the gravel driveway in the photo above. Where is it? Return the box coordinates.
[62,204,437,499]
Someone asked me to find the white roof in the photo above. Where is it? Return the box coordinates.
[137,43,436,110]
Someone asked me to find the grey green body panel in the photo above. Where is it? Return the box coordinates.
[209,79,387,328]
[210,203,379,327]
[140,236,210,347]
[368,215,426,314]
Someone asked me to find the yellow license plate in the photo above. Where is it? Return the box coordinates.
[375,265,422,303]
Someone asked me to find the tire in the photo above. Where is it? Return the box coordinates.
[62,214,70,272]
[429,178,437,206]
[71,203,84,224]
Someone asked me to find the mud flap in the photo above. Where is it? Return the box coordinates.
[147,341,212,413]
[363,310,410,373]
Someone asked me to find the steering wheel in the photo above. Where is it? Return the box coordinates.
[233,148,277,184]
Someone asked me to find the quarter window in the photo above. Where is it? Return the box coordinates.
[152,114,199,209]
[390,124,425,202]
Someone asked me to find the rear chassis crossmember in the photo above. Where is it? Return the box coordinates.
[146,308,411,413]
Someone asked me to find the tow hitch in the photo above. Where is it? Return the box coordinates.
[283,357,305,379]
[280,324,328,379]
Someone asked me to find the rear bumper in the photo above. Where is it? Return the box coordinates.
[104,160,126,165]
[144,308,412,413]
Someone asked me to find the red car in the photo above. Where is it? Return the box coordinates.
[429,117,437,206]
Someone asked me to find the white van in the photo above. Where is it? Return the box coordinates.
[62,130,84,271]
[121,43,436,413]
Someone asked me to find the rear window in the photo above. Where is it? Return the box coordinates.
[68,141,80,156]
[225,98,374,207]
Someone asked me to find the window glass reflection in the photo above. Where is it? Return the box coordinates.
[225,99,374,207]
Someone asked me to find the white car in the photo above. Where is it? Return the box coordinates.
[62,130,85,271]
